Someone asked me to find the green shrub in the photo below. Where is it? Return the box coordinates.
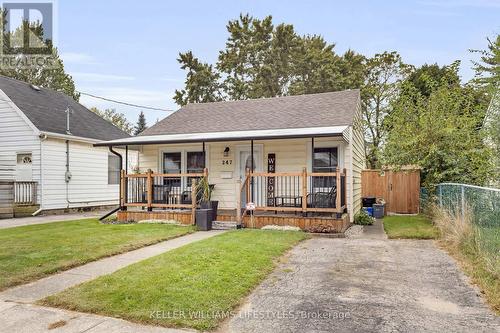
[354,210,375,225]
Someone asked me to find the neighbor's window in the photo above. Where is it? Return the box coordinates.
[108,155,121,185]
[313,147,338,187]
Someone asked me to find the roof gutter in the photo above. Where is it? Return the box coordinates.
[40,131,102,144]
[93,132,345,147]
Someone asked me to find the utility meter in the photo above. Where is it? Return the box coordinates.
[65,171,72,182]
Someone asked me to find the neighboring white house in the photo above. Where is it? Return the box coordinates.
[0,75,134,214]
[95,90,365,227]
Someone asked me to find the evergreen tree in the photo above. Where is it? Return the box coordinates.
[0,11,79,100]
[134,111,148,135]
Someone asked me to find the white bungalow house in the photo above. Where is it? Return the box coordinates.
[95,90,365,231]
[0,75,133,217]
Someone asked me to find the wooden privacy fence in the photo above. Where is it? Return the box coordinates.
[361,169,420,214]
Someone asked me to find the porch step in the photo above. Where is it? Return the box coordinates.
[212,220,239,230]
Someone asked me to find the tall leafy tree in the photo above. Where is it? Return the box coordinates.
[134,111,148,135]
[90,107,133,134]
[174,51,222,106]
[362,51,410,169]
[470,34,500,88]
[406,63,461,97]
[0,12,79,100]
[174,14,366,106]
[384,66,493,189]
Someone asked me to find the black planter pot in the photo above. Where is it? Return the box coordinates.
[195,208,213,231]
[200,200,219,221]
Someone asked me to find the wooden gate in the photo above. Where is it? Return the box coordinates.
[361,169,420,214]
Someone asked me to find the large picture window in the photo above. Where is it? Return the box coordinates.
[313,147,338,187]
[162,151,205,187]
[108,155,121,185]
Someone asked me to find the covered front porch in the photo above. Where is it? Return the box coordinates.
[97,127,353,231]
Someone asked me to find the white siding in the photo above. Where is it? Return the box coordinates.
[0,92,41,203]
[136,137,349,210]
[40,138,128,210]
[351,102,366,218]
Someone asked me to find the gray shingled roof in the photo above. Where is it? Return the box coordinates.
[0,75,130,141]
[141,89,360,136]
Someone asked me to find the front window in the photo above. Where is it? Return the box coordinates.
[313,147,338,187]
[108,155,121,185]
[187,151,205,186]
[163,152,181,187]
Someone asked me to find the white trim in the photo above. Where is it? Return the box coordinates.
[96,126,349,146]
[348,126,354,221]
[0,88,40,135]
[40,131,104,144]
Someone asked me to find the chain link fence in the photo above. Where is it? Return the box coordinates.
[436,183,499,275]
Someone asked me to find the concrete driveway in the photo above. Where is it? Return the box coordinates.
[223,226,499,332]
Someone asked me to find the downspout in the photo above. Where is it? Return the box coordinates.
[32,133,48,216]
[109,146,124,210]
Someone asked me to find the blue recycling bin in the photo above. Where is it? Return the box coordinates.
[363,207,374,217]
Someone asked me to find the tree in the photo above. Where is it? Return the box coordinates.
[470,34,500,88]
[362,51,410,169]
[90,107,133,134]
[174,51,222,106]
[134,111,148,135]
[174,14,366,106]
[0,12,79,100]
[384,66,493,189]
[406,63,461,97]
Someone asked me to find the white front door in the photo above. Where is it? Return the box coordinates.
[236,145,262,180]
[236,145,263,207]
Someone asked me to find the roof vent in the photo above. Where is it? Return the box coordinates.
[30,84,41,91]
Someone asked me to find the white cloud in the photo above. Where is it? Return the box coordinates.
[60,52,100,65]
[158,76,184,83]
[71,72,135,82]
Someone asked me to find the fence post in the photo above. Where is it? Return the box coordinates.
[438,184,442,207]
[461,185,465,222]
[335,167,341,212]
[191,179,197,225]
[146,169,153,211]
[236,179,242,226]
[302,167,307,213]
[120,169,126,209]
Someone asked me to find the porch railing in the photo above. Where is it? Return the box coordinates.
[120,168,208,222]
[14,181,37,206]
[237,167,346,223]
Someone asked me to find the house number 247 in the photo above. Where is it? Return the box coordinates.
[222,159,233,165]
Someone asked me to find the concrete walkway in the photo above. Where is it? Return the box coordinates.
[0,211,109,229]
[223,226,499,333]
[0,230,225,303]
[0,302,194,333]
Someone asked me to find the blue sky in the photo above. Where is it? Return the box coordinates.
[53,0,499,125]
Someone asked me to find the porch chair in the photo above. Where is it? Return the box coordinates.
[306,186,337,209]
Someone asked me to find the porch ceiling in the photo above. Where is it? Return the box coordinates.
[94,126,349,147]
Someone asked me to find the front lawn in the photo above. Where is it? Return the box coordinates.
[0,219,194,290]
[383,215,438,239]
[42,230,307,331]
